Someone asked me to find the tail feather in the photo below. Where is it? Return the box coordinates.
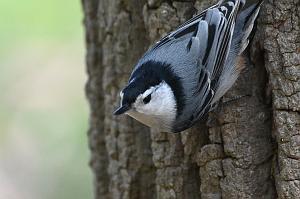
[234,0,263,54]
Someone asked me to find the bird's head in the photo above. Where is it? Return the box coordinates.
[114,78,176,116]
[113,61,183,130]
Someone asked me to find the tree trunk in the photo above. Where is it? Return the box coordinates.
[82,0,300,198]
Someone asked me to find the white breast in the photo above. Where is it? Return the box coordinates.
[127,81,177,132]
[127,110,173,132]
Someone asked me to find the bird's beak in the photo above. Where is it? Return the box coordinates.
[113,104,130,115]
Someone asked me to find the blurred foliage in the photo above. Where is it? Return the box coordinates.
[0,1,92,199]
[0,0,82,43]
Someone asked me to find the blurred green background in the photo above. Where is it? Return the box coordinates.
[0,0,92,199]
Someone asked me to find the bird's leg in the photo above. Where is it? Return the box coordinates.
[221,94,251,106]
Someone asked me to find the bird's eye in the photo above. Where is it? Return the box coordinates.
[143,94,151,104]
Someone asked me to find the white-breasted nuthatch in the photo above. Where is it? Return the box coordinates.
[114,0,263,133]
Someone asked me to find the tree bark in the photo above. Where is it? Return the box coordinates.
[82,0,300,198]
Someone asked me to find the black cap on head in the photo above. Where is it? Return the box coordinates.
[113,76,153,115]
[113,60,185,117]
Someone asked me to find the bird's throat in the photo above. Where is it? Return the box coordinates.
[126,110,172,132]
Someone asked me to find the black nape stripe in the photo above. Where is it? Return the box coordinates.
[128,61,185,117]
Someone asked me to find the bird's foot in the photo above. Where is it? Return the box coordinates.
[222,94,251,106]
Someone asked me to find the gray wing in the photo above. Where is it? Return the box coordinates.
[212,0,263,103]
[172,0,243,131]
[150,1,221,51]
[189,0,242,121]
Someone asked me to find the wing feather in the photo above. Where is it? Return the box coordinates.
[150,1,221,51]
[190,0,242,121]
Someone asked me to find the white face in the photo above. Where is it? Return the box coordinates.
[121,81,177,130]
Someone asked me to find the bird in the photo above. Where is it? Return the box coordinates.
[114,0,263,133]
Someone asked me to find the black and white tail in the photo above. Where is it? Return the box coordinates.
[233,0,263,55]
